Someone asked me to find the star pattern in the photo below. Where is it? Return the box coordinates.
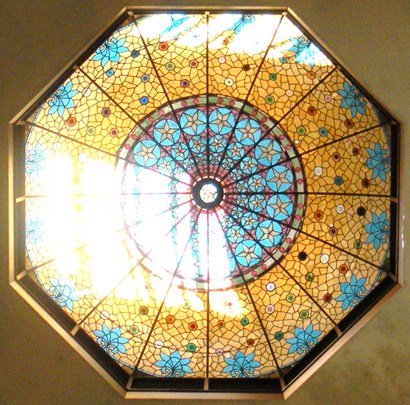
[267,166,293,192]
[228,143,244,159]
[269,198,292,220]
[260,223,279,239]
[243,214,257,228]
[235,241,262,266]
[249,195,265,212]
[171,143,188,160]
[248,175,265,192]
[209,109,234,134]
[235,120,261,144]
[134,141,159,166]
[210,136,226,151]
[228,226,244,243]
[154,120,180,145]
[255,140,282,166]
[241,157,258,173]
[130,102,302,287]
[181,110,206,135]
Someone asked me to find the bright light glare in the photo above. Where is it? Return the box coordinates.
[209,14,240,36]
[150,272,173,302]
[175,23,207,47]
[271,16,302,45]
[133,14,200,41]
[229,15,280,55]
[82,160,130,298]
[46,156,78,277]
[208,213,231,283]
[210,290,243,317]
[128,265,150,303]
[183,290,204,311]
[267,17,332,66]
[176,14,241,47]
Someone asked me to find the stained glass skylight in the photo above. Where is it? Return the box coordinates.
[9,8,400,399]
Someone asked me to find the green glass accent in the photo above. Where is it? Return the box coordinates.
[274,331,284,340]
[299,310,309,319]
[241,317,249,326]
[286,293,296,303]
[166,62,175,71]
[334,176,343,186]
[305,272,314,282]
[186,343,197,352]
[297,126,306,135]
[265,95,275,104]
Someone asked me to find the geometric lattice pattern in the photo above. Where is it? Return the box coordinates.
[10,8,400,398]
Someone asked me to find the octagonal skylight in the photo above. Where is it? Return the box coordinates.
[9,7,400,399]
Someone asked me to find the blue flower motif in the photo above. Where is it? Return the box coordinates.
[286,324,322,355]
[227,15,256,35]
[26,217,46,249]
[160,15,190,38]
[25,143,47,179]
[93,324,129,355]
[366,142,390,181]
[222,351,261,377]
[337,81,367,118]
[92,37,128,67]
[364,212,390,250]
[154,350,192,377]
[47,81,78,117]
[49,277,78,311]
[335,274,367,310]
[288,37,322,67]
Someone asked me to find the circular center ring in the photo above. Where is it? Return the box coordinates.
[119,95,306,292]
[192,178,224,209]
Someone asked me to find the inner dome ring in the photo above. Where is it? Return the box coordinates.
[117,95,306,292]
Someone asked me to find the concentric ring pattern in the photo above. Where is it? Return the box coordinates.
[22,12,394,382]
[119,96,305,292]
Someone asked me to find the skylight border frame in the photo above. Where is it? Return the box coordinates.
[8,6,402,400]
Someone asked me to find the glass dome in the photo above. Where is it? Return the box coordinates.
[10,8,400,399]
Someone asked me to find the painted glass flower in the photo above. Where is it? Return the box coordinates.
[93,324,129,355]
[49,277,78,311]
[227,15,256,35]
[335,274,367,310]
[222,351,261,377]
[47,81,78,117]
[92,37,128,67]
[337,81,367,118]
[288,37,322,67]
[160,15,190,38]
[154,350,192,377]
[25,143,47,179]
[364,212,390,250]
[366,142,390,181]
[286,324,322,355]
[26,217,45,248]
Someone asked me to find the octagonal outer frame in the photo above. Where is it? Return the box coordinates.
[8,6,402,400]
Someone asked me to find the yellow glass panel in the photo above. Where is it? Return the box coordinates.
[17,10,397,390]
[208,14,282,100]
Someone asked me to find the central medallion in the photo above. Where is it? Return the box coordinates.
[117,95,306,291]
[192,178,224,209]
